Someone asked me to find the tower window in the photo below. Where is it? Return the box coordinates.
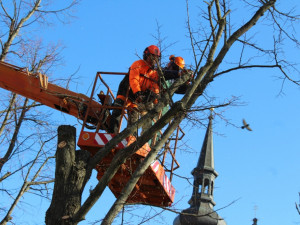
[204,179,210,194]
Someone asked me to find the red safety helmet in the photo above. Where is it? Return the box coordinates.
[169,55,185,69]
[143,45,161,60]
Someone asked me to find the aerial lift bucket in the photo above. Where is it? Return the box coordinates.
[78,132,175,206]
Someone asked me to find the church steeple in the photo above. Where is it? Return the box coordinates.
[189,113,218,208]
[173,110,226,225]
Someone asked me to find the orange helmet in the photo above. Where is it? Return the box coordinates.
[143,45,161,59]
[169,55,185,69]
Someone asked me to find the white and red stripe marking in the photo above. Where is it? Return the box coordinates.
[151,160,160,173]
[151,160,173,195]
[163,174,171,194]
[94,133,128,149]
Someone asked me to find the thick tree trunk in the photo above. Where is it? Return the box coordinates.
[45,125,91,225]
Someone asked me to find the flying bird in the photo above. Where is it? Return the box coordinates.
[241,119,252,131]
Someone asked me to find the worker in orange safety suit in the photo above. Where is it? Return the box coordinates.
[163,55,193,94]
[127,45,161,135]
[107,45,161,134]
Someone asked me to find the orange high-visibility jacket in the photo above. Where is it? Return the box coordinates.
[129,60,159,95]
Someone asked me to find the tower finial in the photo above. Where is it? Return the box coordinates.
[254,205,258,217]
[252,205,258,225]
[209,107,214,120]
[252,218,258,225]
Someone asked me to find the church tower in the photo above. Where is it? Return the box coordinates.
[173,112,226,225]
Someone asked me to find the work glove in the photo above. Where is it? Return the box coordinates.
[178,68,190,76]
[134,91,146,103]
[148,91,160,104]
[143,90,159,102]
[179,69,194,82]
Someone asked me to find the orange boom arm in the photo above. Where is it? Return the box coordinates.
[0,61,104,127]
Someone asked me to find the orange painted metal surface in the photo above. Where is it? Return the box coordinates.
[0,61,104,126]
[78,131,175,206]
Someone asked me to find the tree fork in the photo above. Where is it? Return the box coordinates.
[45,125,91,225]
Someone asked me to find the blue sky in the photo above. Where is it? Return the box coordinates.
[3,0,300,225]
